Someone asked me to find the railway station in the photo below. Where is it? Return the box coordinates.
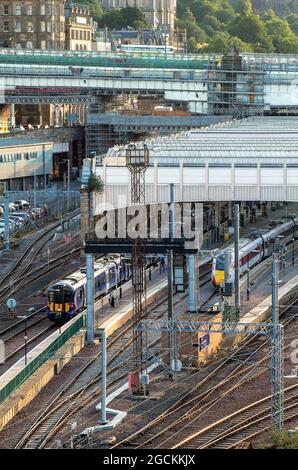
[1,42,298,453]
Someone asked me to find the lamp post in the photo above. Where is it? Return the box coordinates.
[292,238,295,266]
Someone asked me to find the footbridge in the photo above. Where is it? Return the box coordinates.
[91,116,298,213]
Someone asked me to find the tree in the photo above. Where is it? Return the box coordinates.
[83,0,103,21]
[265,16,298,52]
[287,13,298,35]
[98,7,148,29]
[258,430,298,449]
[87,173,104,194]
[234,0,253,15]
[206,31,231,52]
[229,14,274,51]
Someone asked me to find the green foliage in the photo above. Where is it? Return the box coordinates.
[77,0,298,53]
[86,173,104,193]
[175,0,298,53]
[82,0,103,21]
[97,7,149,29]
[258,430,298,449]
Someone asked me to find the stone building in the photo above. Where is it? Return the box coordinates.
[0,0,66,49]
[65,2,94,51]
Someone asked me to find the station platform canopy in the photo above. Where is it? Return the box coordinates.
[104,116,298,167]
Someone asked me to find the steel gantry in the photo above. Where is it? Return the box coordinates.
[138,318,284,430]
[126,144,149,387]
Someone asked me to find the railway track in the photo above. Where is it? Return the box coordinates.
[0,210,80,304]
[173,384,298,449]
[111,299,298,450]
[12,268,214,449]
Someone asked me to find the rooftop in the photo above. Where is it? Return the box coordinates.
[105,116,298,166]
[0,137,53,149]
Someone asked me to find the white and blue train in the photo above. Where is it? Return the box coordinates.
[47,255,126,323]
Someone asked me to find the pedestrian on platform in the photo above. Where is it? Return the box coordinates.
[160,255,165,274]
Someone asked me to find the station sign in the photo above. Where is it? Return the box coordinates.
[199,333,210,351]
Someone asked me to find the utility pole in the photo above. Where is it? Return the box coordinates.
[168,183,175,378]
[100,329,107,424]
[4,191,10,251]
[271,252,284,430]
[86,253,95,343]
[33,170,37,208]
[234,204,240,320]
[67,158,70,212]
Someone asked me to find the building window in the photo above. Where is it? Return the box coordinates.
[40,4,45,15]
[3,5,9,15]
[40,21,46,32]
[46,3,52,15]
[27,22,33,32]
[75,30,78,40]
[47,22,51,33]
[3,21,9,32]
[27,4,32,15]
[80,30,83,40]
[26,41,33,49]
[83,31,86,40]
[41,40,46,49]
[71,29,74,40]
[15,4,21,15]
[75,44,79,50]
[15,20,21,32]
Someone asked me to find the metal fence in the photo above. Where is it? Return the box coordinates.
[3,188,80,219]
[0,313,85,406]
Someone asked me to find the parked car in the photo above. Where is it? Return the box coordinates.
[9,215,26,226]
[0,202,16,212]
[14,200,30,210]
[12,212,31,223]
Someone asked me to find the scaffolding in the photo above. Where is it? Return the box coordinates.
[207,49,266,118]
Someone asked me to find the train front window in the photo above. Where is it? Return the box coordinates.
[216,255,225,271]
[48,289,73,303]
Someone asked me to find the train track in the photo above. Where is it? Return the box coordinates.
[172,384,298,449]
[0,210,80,304]
[12,267,214,449]
[111,299,298,450]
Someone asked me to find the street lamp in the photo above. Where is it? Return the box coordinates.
[292,238,295,266]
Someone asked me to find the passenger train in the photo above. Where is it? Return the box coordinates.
[47,255,126,323]
[212,217,298,287]
[47,254,159,323]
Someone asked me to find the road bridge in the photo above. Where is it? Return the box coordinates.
[3,49,298,114]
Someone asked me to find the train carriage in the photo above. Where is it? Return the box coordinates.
[47,255,125,323]
[212,217,298,287]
